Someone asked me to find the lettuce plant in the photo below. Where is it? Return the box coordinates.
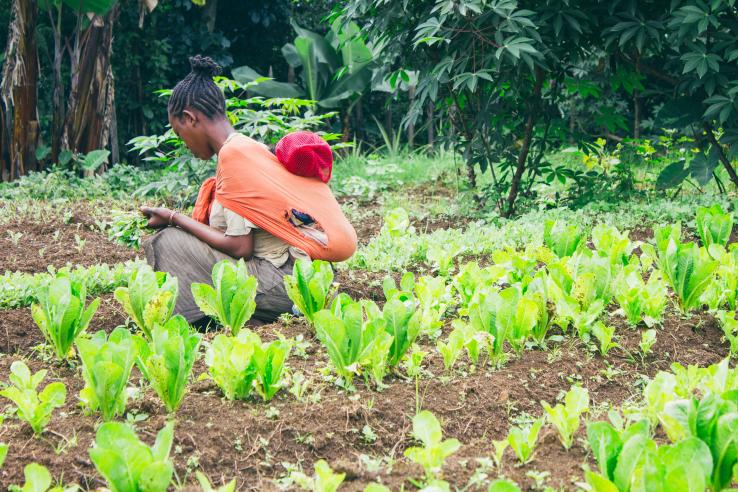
[452,261,504,309]
[696,204,733,249]
[290,459,345,492]
[591,224,636,265]
[89,421,174,492]
[313,299,392,387]
[134,316,201,413]
[191,259,257,335]
[77,327,138,421]
[414,275,450,339]
[382,298,422,366]
[114,264,178,339]
[205,330,291,401]
[543,219,584,258]
[31,275,100,361]
[284,259,335,324]
[8,463,74,492]
[507,418,543,464]
[382,271,416,302]
[716,310,738,357]
[541,385,589,449]
[491,248,538,287]
[436,324,466,372]
[404,411,460,480]
[525,272,552,345]
[591,322,617,356]
[586,419,713,492]
[469,287,538,360]
[0,361,66,435]
[195,471,236,492]
[487,479,521,492]
[613,265,667,327]
[655,234,717,312]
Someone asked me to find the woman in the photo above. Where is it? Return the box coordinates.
[141,55,357,325]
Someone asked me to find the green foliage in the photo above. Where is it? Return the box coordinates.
[469,286,539,359]
[290,459,345,492]
[134,316,201,413]
[77,327,138,421]
[716,311,738,357]
[591,322,618,357]
[285,259,335,325]
[487,480,521,492]
[507,418,544,465]
[382,298,422,366]
[613,265,667,327]
[104,209,150,250]
[696,205,733,249]
[192,259,257,335]
[89,421,175,492]
[8,463,73,492]
[234,19,375,108]
[31,275,100,360]
[653,229,717,312]
[205,330,291,401]
[544,220,585,258]
[0,361,66,435]
[639,329,657,357]
[313,298,392,387]
[195,472,236,492]
[114,265,178,340]
[591,224,636,266]
[541,385,589,450]
[0,442,7,469]
[404,410,460,480]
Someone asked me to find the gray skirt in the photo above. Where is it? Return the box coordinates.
[143,227,294,323]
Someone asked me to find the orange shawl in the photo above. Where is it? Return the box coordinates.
[192,136,357,262]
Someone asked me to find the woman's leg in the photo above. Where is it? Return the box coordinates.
[245,257,295,323]
[143,227,233,323]
[144,227,294,324]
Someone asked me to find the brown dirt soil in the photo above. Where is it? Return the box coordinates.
[0,220,138,274]
[0,202,732,491]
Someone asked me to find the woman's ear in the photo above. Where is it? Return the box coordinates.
[183,109,198,127]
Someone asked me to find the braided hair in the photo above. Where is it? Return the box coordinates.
[168,55,226,119]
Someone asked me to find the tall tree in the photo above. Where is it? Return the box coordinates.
[0,0,40,181]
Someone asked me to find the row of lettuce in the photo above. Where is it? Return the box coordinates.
[1,204,738,489]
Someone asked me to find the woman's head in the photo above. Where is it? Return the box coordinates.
[168,55,227,159]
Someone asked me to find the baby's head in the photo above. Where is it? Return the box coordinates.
[275,131,333,183]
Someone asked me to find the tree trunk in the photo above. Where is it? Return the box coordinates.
[706,124,738,188]
[204,0,218,32]
[63,6,119,156]
[0,0,40,181]
[48,4,65,163]
[633,92,641,139]
[504,69,545,218]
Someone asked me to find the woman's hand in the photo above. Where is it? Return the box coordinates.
[140,206,174,229]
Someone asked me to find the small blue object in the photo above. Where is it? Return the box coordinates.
[291,304,303,317]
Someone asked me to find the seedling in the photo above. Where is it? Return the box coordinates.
[192,259,257,335]
[114,264,178,340]
[507,418,544,464]
[404,410,460,480]
[0,361,66,436]
[284,259,336,324]
[290,459,345,492]
[540,386,589,449]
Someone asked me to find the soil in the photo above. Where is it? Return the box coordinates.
[0,201,732,491]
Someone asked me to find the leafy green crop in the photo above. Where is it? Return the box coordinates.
[696,204,733,249]
[290,459,345,492]
[591,322,618,356]
[115,264,178,339]
[586,419,714,492]
[77,327,138,421]
[541,385,589,449]
[591,224,636,265]
[205,330,291,401]
[544,219,584,258]
[437,323,466,372]
[469,286,539,359]
[382,298,422,366]
[192,259,257,335]
[613,265,667,327]
[313,298,392,387]
[89,421,174,492]
[134,316,201,413]
[0,361,66,435]
[8,463,73,492]
[31,275,100,361]
[507,418,544,464]
[195,471,236,492]
[404,410,460,480]
[653,228,718,312]
[284,259,335,324]
[452,261,505,309]
[716,311,738,357]
[0,442,7,469]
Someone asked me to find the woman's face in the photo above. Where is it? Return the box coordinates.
[169,110,213,160]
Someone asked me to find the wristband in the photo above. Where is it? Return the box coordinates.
[168,210,178,226]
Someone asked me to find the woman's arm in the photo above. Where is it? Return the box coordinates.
[140,206,254,259]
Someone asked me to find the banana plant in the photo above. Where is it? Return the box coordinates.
[232,19,376,109]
